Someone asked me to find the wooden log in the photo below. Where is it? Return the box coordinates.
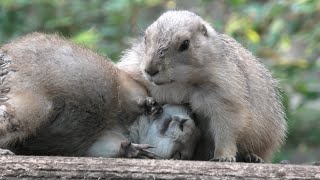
[0,156,319,179]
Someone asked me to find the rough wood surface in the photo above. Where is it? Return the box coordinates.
[0,156,319,179]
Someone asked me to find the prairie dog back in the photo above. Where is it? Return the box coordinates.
[0,33,156,156]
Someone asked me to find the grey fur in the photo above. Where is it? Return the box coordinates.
[117,10,287,162]
[86,104,199,159]
[0,33,198,159]
[128,104,200,159]
[0,33,150,156]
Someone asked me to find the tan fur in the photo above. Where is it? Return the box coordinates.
[0,32,152,156]
[0,33,199,159]
[118,10,287,162]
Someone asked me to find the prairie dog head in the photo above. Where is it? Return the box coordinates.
[142,10,218,85]
[129,104,200,160]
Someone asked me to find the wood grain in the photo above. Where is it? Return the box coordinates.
[0,156,319,179]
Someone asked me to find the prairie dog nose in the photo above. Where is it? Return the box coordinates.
[144,67,159,76]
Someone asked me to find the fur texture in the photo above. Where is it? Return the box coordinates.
[129,104,200,159]
[117,10,287,162]
[0,33,149,156]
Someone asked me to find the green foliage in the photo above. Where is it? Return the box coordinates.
[0,0,319,163]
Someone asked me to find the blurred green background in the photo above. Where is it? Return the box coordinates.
[0,0,319,164]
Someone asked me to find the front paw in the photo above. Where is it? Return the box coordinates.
[210,156,236,162]
[120,141,159,159]
[236,152,264,163]
[243,153,264,163]
[137,97,163,118]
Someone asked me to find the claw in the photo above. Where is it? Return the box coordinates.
[138,149,160,159]
[140,97,163,118]
[131,143,155,149]
[0,148,15,155]
[151,105,163,117]
[237,152,264,163]
[120,141,159,159]
[210,156,236,162]
[244,153,264,163]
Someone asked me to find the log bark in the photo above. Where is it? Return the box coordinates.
[0,155,319,179]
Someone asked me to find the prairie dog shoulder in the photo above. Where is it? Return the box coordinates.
[118,10,287,162]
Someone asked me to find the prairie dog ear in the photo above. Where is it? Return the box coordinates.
[143,31,147,42]
[200,24,208,36]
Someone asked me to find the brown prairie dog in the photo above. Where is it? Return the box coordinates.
[117,10,287,162]
[0,32,163,157]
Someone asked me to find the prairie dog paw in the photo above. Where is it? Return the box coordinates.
[244,153,264,163]
[210,156,236,162]
[137,97,163,118]
[120,141,159,159]
[236,153,264,163]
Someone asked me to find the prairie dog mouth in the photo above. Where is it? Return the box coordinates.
[152,80,174,86]
[143,69,174,85]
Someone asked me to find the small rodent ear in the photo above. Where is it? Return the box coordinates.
[200,24,208,36]
[144,30,149,43]
[144,34,147,44]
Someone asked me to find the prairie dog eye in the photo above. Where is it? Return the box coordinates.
[158,48,166,58]
[179,40,190,52]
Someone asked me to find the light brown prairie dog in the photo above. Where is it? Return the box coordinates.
[0,32,163,157]
[118,10,287,162]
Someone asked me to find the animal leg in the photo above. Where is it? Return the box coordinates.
[0,92,53,148]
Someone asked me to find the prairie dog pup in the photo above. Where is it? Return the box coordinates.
[129,104,200,159]
[118,10,287,162]
[88,104,200,159]
[0,33,161,157]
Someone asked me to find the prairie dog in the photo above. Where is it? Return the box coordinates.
[118,10,287,162]
[0,33,162,157]
[88,104,200,159]
[129,104,200,159]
